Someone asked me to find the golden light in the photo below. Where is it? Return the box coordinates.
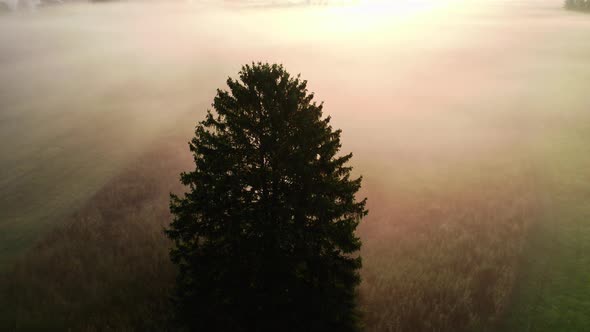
[277,0,459,42]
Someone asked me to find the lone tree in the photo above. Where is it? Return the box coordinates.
[166,63,367,332]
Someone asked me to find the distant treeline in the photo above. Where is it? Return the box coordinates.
[565,0,590,11]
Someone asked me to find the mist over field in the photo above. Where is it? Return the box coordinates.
[1,0,590,330]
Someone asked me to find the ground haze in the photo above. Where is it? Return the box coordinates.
[1,0,589,331]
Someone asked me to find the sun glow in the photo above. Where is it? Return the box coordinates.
[277,0,457,43]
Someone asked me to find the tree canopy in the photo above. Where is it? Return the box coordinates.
[166,63,367,332]
[565,0,590,11]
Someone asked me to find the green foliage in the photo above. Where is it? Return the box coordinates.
[565,0,590,11]
[166,63,367,332]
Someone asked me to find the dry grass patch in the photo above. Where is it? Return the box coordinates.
[0,137,192,331]
[359,162,541,332]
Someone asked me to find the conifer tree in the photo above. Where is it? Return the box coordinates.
[166,63,367,332]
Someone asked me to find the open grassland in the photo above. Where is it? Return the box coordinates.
[0,133,542,332]
[499,123,590,331]
[0,138,191,330]
[359,158,541,331]
[2,0,590,331]
[0,5,220,267]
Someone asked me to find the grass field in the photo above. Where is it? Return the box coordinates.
[0,5,221,267]
[0,140,190,330]
[2,0,590,331]
[499,123,590,331]
[0,133,542,331]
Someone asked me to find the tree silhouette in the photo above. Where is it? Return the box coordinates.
[166,63,367,332]
[565,0,590,11]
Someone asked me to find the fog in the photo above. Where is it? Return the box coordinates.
[1,0,589,265]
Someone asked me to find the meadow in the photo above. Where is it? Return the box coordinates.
[1,0,590,330]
